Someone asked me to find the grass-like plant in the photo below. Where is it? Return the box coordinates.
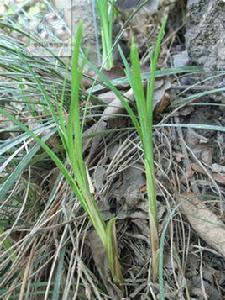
[119,17,167,281]
[87,16,167,281]
[0,23,123,286]
[96,0,115,70]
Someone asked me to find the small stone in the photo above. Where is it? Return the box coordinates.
[172,50,189,67]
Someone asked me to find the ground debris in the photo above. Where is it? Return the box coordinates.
[178,194,225,258]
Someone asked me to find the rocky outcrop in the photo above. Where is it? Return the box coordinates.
[186,0,225,71]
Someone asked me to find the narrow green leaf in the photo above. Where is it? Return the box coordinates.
[0,128,56,201]
[52,246,66,300]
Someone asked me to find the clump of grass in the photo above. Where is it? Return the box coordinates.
[88,16,167,281]
[69,25,123,285]
[86,15,171,282]
[96,0,115,70]
[0,23,123,286]
[115,17,167,281]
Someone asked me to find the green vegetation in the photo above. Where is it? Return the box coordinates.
[0,23,123,286]
[96,0,115,69]
[85,16,167,281]
[1,2,224,298]
[118,16,167,281]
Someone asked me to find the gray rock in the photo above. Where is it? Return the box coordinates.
[173,50,189,67]
[186,0,225,71]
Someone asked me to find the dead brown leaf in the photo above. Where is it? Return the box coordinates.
[139,185,147,193]
[154,78,171,114]
[103,65,125,80]
[191,163,206,175]
[212,173,225,186]
[179,194,225,258]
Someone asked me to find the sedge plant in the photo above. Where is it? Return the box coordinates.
[96,0,115,70]
[88,16,167,281]
[0,23,123,286]
[86,16,166,281]
[118,17,167,281]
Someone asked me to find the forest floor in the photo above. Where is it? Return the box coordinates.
[0,0,225,299]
